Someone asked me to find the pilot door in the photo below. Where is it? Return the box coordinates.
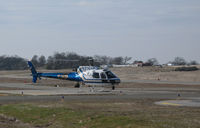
[101,72,108,83]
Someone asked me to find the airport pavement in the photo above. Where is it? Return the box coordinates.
[155,98,200,107]
[0,83,113,95]
[0,83,200,107]
[122,80,200,85]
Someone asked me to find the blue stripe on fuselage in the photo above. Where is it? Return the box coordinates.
[40,72,82,81]
[67,72,82,81]
[40,73,63,78]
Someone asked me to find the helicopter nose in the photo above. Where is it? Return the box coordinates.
[115,79,121,83]
[111,78,120,84]
[110,78,120,84]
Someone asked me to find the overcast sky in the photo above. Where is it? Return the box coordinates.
[0,0,200,63]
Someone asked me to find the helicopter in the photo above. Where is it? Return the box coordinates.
[27,61,120,90]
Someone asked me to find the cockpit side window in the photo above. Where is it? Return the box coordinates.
[93,72,100,78]
[101,73,107,79]
[106,71,116,78]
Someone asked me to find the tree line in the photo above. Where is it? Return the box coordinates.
[0,52,132,70]
[0,55,28,70]
[31,52,132,69]
[0,52,198,70]
[134,57,199,66]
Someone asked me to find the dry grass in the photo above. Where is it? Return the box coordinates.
[1,99,200,128]
[111,66,200,82]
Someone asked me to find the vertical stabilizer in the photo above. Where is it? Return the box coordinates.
[27,61,38,83]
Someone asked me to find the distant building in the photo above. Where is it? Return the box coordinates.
[133,61,143,67]
[167,63,173,66]
[142,62,152,66]
[112,64,136,68]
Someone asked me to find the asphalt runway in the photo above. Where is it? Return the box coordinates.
[123,79,200,85]
[0,83,200,107]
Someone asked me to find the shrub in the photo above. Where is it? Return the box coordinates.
[175,66,199,71]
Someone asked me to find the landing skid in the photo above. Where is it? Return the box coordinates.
[112,85,115,90]
[74,83,116,92]
[89,86,114,92]
[74,83,80,88]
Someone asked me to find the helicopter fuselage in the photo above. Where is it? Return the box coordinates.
[28,62,120,88]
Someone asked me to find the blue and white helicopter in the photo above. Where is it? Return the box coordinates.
[28,61,120,90]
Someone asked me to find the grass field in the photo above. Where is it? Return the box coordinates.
[0,100,200,128]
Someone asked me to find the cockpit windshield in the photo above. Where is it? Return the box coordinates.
[105,71,116,78]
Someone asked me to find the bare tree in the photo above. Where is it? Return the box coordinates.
[46,56,54,69]
[31,55,39,67]
[172,57,187,65]
[123,56,132,65]
[112,57,124,65]
[93,55,111,65]
[146,58,159,66]
[189,60,199,65]
[0,55,27,70]
[38,55,46,67]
